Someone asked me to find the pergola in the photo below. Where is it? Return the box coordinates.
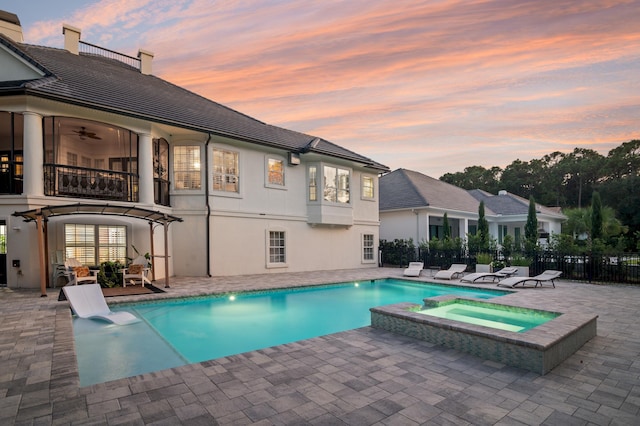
[13,203,183,297]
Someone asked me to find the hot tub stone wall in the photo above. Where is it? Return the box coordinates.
[370,302,597,375]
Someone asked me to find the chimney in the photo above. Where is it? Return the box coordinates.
[0,10,24,42]
[63,24,81,55]
[137,49,154,75]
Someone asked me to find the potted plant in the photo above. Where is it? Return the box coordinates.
[476,252,493,273]
[97,260,124,287]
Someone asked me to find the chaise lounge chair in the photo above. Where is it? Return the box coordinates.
[403,262,424,277]
[460,267,519,283]
[62,283,140,325]
[433,264,468,280]
[496,270,562,288]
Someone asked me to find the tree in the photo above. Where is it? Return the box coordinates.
[477,201,489,252]
[602,139,640,180]
[525,196,538,255]
[440,166,502,193]
[557,148,605,209]
[591,191,603,241]
[442,212,451,239]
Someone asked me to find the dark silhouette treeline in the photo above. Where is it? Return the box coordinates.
[440,140,640,248]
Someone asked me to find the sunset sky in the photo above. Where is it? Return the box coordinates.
[4,0,639,178]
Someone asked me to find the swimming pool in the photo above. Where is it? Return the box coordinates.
[73,279,506,386]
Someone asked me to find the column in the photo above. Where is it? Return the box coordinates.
[138,133,154,205]
[460,218,468,240]
[425,213,430,242]
[23,112,43,196]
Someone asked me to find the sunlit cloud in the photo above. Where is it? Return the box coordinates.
[17,0,640,178]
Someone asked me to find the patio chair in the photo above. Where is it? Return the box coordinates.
[403,262,424,277]
[433,264,468,280]
[64,258,98,286]
[460,267,519,283]
[121,255,152,287]
[497,270,562,288]
[62,283,139,325]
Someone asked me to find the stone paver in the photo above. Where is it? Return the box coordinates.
[1,268,640,425]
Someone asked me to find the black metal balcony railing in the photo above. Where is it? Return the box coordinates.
[79,40,141,70]
[44,164,138,202]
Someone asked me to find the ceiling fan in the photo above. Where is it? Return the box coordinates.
[73,127,102,140]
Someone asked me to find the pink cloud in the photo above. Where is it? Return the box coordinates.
[21,0,640,178]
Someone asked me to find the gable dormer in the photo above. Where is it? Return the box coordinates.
[0,40,47,82]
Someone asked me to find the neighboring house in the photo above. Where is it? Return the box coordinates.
[0,11,388,291]
[379,169,565,247]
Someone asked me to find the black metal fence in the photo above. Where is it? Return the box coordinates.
[531,253,640,284]
[380,245,640,285]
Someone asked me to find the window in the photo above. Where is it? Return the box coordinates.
[266,157,285,187]
[67,152,78,166]
[363,234,375,262]
[64,224,126,266]
[153,138,170,206]
[268,230,286,264]
[362,175,374,200]
[498,225,508,244]
[213,148,239,192]
[323,165,350,203]
[173,145,201,190]
[308,166,317,201]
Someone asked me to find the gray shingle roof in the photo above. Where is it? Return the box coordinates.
[0,35,388,171]
[381,169,566,220]
[469,189,565,218]
[380,169,483,213]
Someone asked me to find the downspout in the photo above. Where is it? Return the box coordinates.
[204,133,212,277]
[413,209,420,262]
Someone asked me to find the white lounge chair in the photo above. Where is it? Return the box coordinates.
[497,270,562,288]
[460,267,519,283]
[403,262,424,277]
[433,264,467,280]
[62,283,140,325]
[121,256,152,287]
[63,258,99,286]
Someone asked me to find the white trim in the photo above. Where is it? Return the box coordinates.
[361,174,376,201]
[264,154,287,190]
[171,143,203,193]
[265,227,288,269]
[211,146,241,197]
[362,232,376,264]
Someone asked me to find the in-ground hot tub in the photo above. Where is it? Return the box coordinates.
[370,296,597,375]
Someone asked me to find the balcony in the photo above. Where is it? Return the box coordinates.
[44,164,138,202]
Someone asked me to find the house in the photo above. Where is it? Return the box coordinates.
[379,169,565,247]
[0,11,388,292]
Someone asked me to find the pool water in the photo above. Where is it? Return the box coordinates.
[417,301,560,332]
[73,279,505,386]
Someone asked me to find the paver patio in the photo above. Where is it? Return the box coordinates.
[1,268,639,425]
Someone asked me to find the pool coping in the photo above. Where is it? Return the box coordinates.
[370,295,598,375]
